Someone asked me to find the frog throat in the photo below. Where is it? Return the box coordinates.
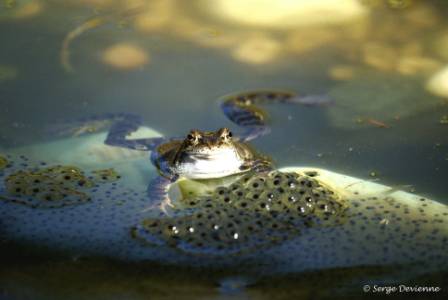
[173,147,248,179]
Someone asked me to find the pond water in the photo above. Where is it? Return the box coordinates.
[1,0,448,299]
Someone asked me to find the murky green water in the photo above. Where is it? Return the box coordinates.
[1,0,448,299]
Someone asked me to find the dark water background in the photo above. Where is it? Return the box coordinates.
[1,0,448,299]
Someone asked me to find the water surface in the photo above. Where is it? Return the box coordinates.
[1,0,448,299]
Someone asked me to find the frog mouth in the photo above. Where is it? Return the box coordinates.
[187,151,239,162]
[185,145,236,158]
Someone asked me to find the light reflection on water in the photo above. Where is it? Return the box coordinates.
[1,0,448,299]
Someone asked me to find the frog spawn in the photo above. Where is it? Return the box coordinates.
[218,171,345,223]
[1,160,121,208]
[91,168,121,182]
[133,207,300,255]
[132,171,347,255]
[0,153,447,276]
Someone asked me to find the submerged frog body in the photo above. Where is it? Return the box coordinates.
[53,90,323,212]
[3,90,316,212]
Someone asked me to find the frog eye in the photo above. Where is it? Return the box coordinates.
[223,131,232,139]
[187,131,201,143]
[220,128,232,140]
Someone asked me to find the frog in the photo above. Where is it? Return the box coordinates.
[146,126,272,212]
[151,127,267,180]
[70,90,332,213]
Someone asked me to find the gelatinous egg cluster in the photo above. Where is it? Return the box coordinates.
[133,206,300,256]
[1,156,121,208]
[1,152,447,273]
[132,171,347,255]
[191,171,345,221]
[91,168,122,182]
